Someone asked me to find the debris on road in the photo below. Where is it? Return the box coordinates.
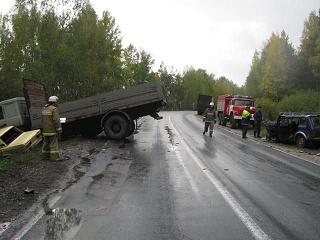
[0,222,10,235]
[0,126,42,154]
[24,188,34,194]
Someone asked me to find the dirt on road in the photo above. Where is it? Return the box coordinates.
[0,135,106,225]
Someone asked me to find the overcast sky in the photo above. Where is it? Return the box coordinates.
[0,0,319,85]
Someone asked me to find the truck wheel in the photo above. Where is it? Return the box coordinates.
[296,135,307,148]
[104,115,130,140]
[230,115,237,129]
[129,120,136,135]
[222,116,227,126]
[218,113,222,125]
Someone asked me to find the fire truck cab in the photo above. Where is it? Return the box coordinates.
[217,95,256,128]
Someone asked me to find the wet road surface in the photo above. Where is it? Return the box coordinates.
[11,112,320,239]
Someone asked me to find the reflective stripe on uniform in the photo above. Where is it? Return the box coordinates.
[42,110,53,115]
[49,150,59,154]
[43,132,57,136]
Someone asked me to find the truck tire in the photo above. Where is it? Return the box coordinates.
[230,115,237,129]
[218,113,222,125]
[129,120,136,135]
[222,116,227,126]
[104,114,130,140]
[296,134,307,148]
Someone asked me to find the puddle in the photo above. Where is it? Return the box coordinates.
[81,156,91,165]
[62,165,86,192]
[92,173,104,181]
[45,208,82,240]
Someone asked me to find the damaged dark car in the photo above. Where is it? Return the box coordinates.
[265,113,320,148]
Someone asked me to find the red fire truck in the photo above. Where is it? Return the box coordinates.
[217,95,256,128]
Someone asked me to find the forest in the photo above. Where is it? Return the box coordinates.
[0,0,319,120]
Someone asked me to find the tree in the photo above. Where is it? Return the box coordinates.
[299,10,320,90]
[259,31,297,101]
[180,68,215,110]
[122,44,155,86]
[245,50,262,97]
[157,64,182,110]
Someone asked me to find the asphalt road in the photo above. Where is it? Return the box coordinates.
[9,111,320,240]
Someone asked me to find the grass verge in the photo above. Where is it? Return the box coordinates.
[0,150,36,171]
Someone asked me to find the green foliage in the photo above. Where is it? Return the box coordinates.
[255,98,279,120]
[299,11,320,90]
[180,68,215,110]
[0,0,153,102]
[245,50,262,97]
[256,91,320,121]
[122,44,155,86]
[0,151,35,171]
[278,91,320,113]
[157,64,182,110]
[259,32,297,100]
[214,76,241,97]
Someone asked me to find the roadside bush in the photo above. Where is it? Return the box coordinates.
[278,91,320,113]
[255,98,279,121]
[255,91,320,121]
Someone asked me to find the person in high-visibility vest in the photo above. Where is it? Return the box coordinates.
[241,105,251,138]
[41,96,62,161]
[203,102,216,137]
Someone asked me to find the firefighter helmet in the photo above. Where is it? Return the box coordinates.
[48,96,59,103]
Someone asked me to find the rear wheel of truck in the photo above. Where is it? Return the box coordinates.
[104,115,130,140]
[230,115,237,129]
[218,113,222,125]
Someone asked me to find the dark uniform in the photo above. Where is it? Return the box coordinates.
[253,107,262,138]
[203,107,216,137]
[42,104,62,160]
[241,108,251,138]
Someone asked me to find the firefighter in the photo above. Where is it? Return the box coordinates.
[42,96,62,161]
[203,102,216,137]
[241,105,251,138]
[253,105,262,138]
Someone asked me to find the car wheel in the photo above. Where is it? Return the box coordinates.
[266,133,270,141]
[296,134,307,148]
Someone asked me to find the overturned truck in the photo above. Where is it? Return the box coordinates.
[24,81,166,140]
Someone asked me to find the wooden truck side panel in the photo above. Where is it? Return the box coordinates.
[59,81,165,122]
[23,81,166,135]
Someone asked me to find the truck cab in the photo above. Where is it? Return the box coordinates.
[217,95,255,128]
[0,97,30,130]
